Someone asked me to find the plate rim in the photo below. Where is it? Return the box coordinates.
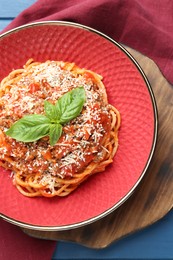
[0,21,158,231]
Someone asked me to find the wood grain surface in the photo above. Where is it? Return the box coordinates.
[22,46,173,248]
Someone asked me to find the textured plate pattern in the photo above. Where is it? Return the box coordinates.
[0,22,157,229]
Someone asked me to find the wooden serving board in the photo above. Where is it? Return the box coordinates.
[23,46,173,248]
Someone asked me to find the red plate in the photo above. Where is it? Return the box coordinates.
[0,22,157,230]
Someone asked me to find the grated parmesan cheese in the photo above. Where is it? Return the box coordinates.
[0,61,112,191]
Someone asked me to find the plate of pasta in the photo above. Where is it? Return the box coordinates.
[0,21,157,230]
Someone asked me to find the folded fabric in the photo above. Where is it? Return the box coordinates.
[2,0,173,84]
[0,219,56,260]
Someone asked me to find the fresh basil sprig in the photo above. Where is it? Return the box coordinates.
[6,87,86,146]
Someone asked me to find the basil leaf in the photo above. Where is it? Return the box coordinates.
[44,100,60,122]
[5,87,86,145]
[56,87,86,124]
[6,115,50,142]
[49,123,62,146]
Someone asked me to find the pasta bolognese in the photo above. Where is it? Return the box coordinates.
[0,59,120,197]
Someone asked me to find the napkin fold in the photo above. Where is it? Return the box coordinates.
[0,219,56,260]
[2,0,173,84]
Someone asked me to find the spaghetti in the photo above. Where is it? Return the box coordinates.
[0,59,120,197]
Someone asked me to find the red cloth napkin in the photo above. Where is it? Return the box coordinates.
[0,219,56,260]
[2,0,173,84]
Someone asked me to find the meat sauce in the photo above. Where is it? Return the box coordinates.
[0,61,111,179]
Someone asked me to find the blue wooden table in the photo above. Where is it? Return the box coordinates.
[0,1,173,259]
